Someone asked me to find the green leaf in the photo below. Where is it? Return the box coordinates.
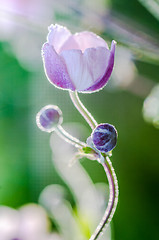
[138,0,159,21]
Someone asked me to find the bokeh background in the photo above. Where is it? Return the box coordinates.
[0,0,159,239]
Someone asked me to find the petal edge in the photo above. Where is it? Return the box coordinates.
[83,40,116,93]
[42,43,75,91]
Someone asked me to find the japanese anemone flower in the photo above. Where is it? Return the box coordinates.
[42,24,116,93]
[0,204,62,240]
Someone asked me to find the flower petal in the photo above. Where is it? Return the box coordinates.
[60,49,94,91]
[0,206,19,238]
[83,47,111,89]
[47,24,71,53]
[84,40,116,92]
[74,31,109,52]
[60,31,108,53]
[58,35,80,53]
[60,46,113,92]
[42,43,75,91]
[19,204,49,236]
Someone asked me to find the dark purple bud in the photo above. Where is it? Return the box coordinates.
[92,123,117,153]
[36,105,63,132]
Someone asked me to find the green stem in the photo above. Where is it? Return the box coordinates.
[69,91,98,130]
[89,156,119,240]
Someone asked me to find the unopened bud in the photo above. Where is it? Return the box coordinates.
[36,105,63,133]
[92,123,117,153]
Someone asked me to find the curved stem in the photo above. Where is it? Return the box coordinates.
[89,156,119,240]
[69,91,98,130]
[56,125,87,149]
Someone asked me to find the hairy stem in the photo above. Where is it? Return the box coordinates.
[56,125,87,149]
[89,156,119,240]
[69,91,98,130]
[69,90,118,239]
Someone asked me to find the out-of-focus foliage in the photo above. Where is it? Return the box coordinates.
[143,84,159,128]
[0,0,159,240]
[138,0,159,21]
[0,42,30,207]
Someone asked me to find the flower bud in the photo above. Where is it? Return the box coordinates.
[92,123,117,153]
[36,105,63,132]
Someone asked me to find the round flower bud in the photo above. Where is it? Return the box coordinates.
[36,105,63,133]
[92,123,117,153]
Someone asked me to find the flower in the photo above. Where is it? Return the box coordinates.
[42,24,116,93]
[0,203,63,240]
[90,123,117,153]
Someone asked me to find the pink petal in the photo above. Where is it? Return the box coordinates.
[74,31,108,52]
[60,49,93,91]
[60,31,108,53]
[84,47,110,85]
[47,24,71,53]
[59,35,80,53]
[42,43,75,91]
[84,40,116,92]
[60,46,111,92]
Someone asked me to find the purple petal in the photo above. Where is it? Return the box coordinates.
[60,47,111,92]
[60,49,93,91]
[42,43,75,91]
[47,24,71,53]
[83,47,111,86]
[84,40,116,93]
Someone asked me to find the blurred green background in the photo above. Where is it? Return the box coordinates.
[0,0,159,239]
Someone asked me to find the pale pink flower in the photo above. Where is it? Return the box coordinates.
[0,204,63,240]
[42,24,116,93]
